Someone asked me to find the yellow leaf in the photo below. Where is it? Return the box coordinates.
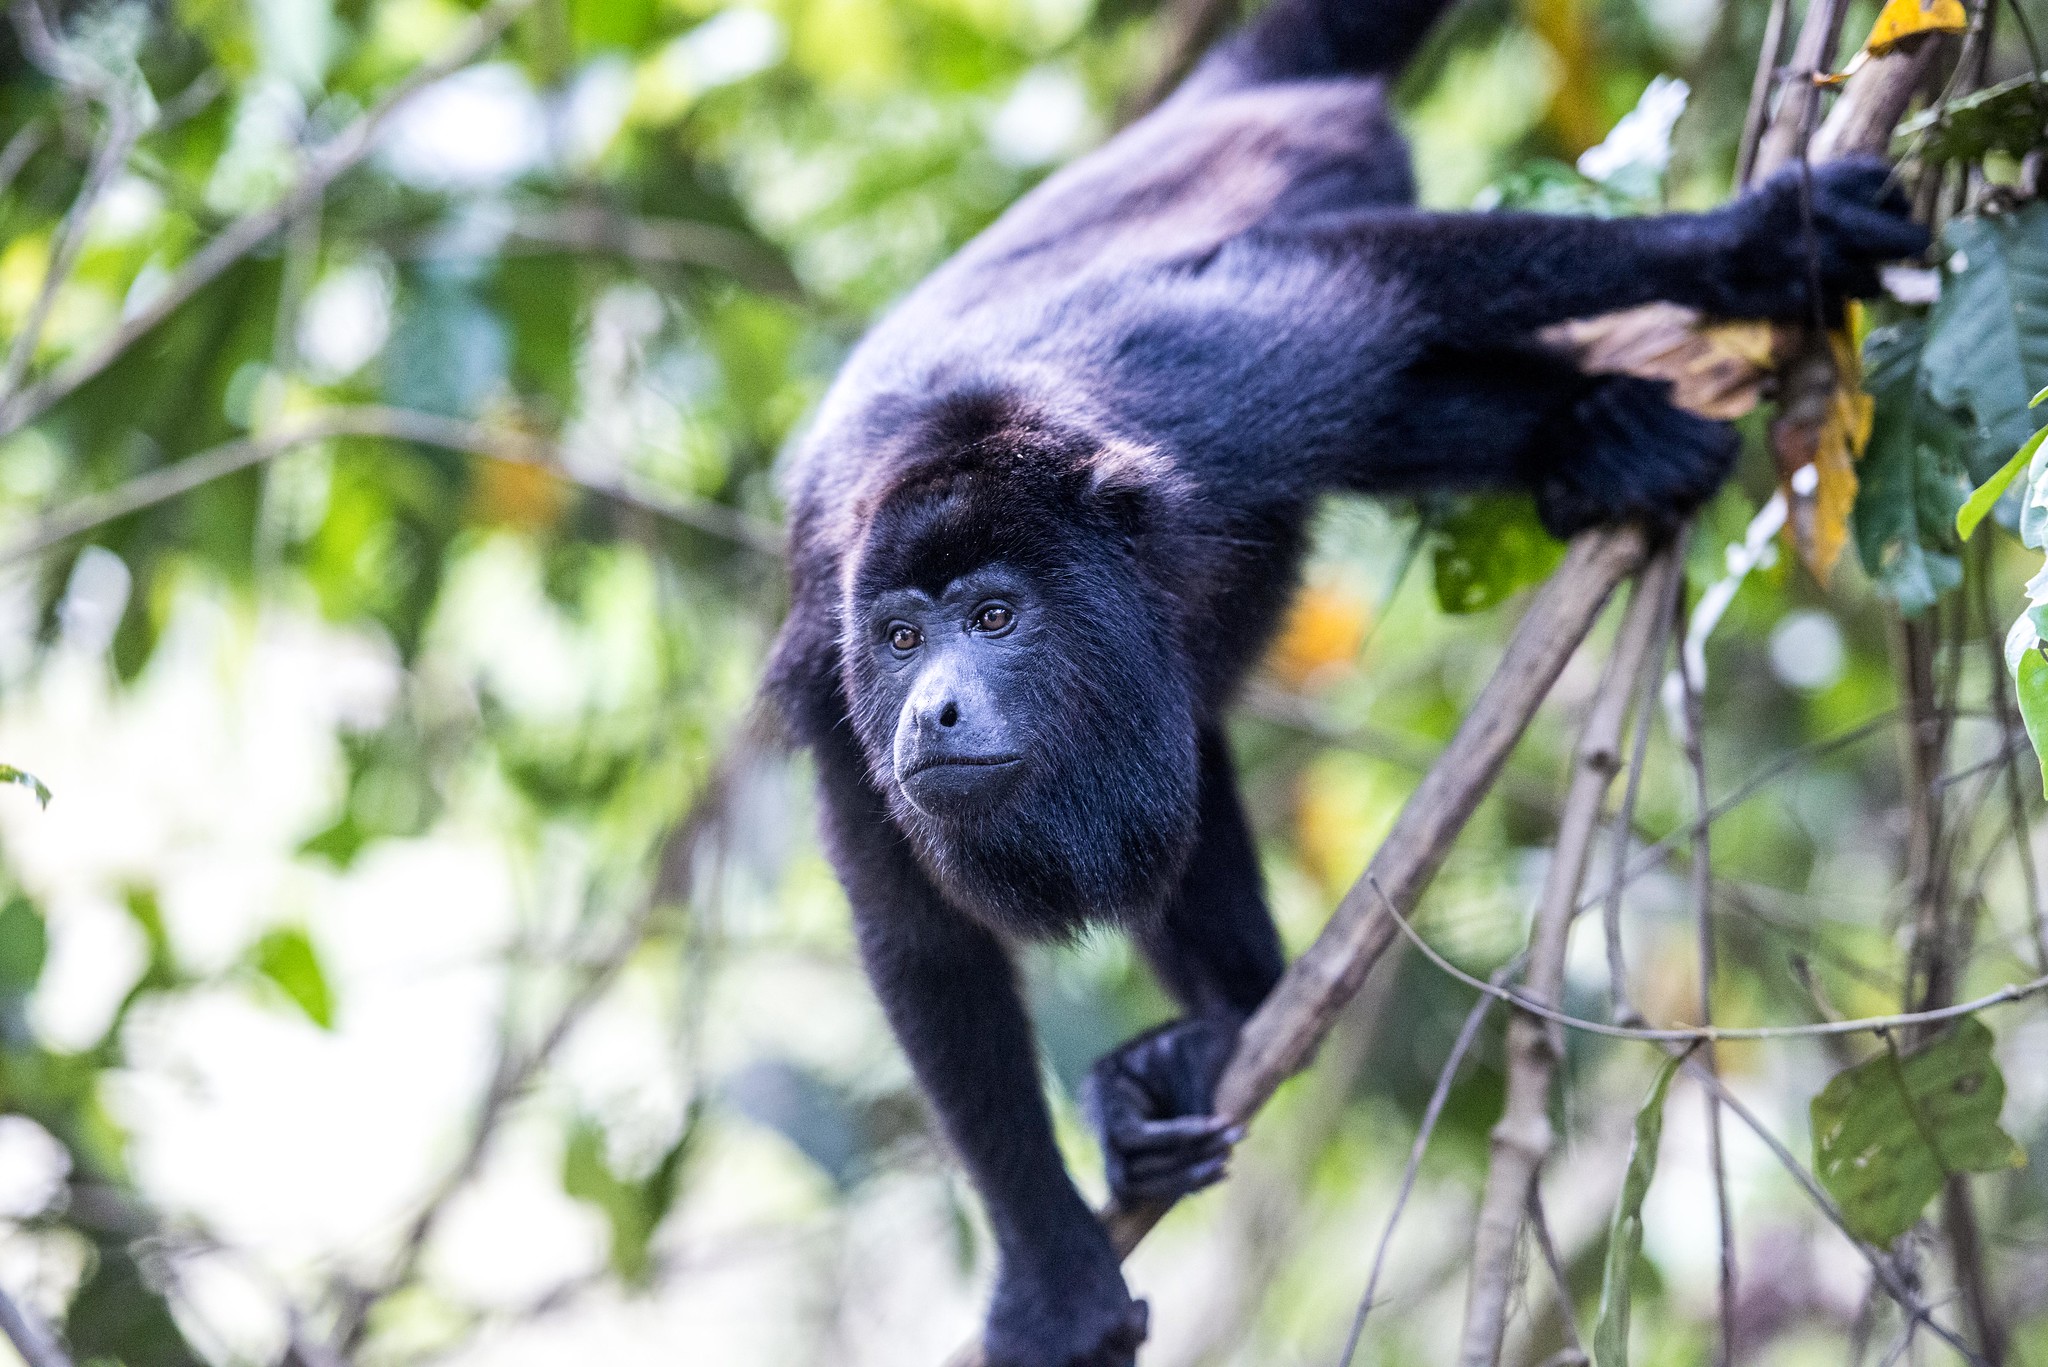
[1770,328,1872,582]
[1865,0,1969,54]
[1267,584,1370,688]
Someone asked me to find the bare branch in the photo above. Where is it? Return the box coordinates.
[0,1283,73,1367]
[0,404,784,565]
[1458,550,1679,1367]
[1336,968,1504,1366]
[1734,0,1795,186]
[0,0,542,440]
[1676,584,1738,1367]
[1526,1187,1588,1367]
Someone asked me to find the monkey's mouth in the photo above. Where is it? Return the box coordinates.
[898,753,1028,815]
[901,754,1022,779]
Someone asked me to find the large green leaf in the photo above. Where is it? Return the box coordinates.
[1593,1049,1686,1367]
[1922,204,2048,478]
[1956,426,2045,541]
[1811,1017,2025,1246]
[1430,496,1565,615]
[1855,320,1969,612]
[2015,630,2048,798]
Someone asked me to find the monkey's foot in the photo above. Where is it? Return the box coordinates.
[1084,1016,1245,1204]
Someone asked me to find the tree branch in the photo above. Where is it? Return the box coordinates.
[0,404,784,565]
[1456,547,1678,1367]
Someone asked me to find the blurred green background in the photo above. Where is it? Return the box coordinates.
[2,0,2047,1363]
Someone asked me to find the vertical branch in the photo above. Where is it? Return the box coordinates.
[1676,593,1737,1367]
[1735,0,1796,186]
[1753,0,1851,177]
[1455,548,1680,1367]
[0,1284,72,1367]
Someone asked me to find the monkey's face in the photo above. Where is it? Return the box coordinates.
[863,565,1036,817]
[842,476,1201,937]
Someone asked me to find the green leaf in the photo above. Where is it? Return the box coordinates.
[1922,204,2048,479]
[563,1115,695,1284]
[1593,1049,1686,1367]
[0,896,48,991]
[1855,320,1969,610]
[2017,637,2048,798]
[251,926,336,1029]
[1430,496,1566,615]
[1957,425,2046,541]
[1894,76,2048,166]
[1811,1017,2025,1246]
[0,764,51,808]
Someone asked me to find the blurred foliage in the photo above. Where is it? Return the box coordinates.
[0,0,2045,1364]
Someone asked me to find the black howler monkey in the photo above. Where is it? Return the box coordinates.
[766,0,1925,1361]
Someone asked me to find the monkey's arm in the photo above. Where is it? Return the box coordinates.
[809,733,1145,1367]
[1266,158,1926,337]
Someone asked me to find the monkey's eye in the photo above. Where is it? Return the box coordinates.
[888,622,922,652]
[972,603,1015,635]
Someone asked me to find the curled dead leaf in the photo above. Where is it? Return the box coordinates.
[1542,304,1791,421]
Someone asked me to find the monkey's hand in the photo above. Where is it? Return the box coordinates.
[1696,156,1930,320]
[1083,1016,1244,1206]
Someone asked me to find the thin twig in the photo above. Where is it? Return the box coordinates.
[1458,551,1679,1367]
[1601,579,1668,1027]
[1525,1187,1588,1366]
[1335,969,1505,1366]
[0,1284,72,1367]
[0,117,46,198]
[0,0,542,439]
[1385,893,2048,1043]
[1576,711,1898,917]
[1735,0,1795,186]
[0,404,784,563]
[1676,583,1737,1367]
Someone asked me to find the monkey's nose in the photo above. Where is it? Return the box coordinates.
[937,701,960,728]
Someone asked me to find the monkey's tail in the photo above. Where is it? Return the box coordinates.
[1230,0,1459,82]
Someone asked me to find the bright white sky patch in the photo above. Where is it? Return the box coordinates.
[298,258,395,382]
[989,66,1093,168]
[380,62,549,191]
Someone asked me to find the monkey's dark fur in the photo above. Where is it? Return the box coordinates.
[766,0,1925,1360]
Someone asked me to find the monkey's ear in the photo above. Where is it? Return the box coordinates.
[1084,441,1185,535]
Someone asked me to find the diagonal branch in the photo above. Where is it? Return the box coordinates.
[0,0,541,440]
